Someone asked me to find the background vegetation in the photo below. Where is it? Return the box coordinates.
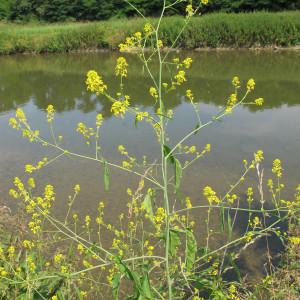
[0,0,300,22]
[1,11,300,54]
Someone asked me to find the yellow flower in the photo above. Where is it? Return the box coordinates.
[186,4,194,16]
[74,184,80,194]
[201,0,209,5]
[232,76,240,88]
[247,78,255,91]
[54,253,64,264]
[136,111,149,121]
[255,98,264,106]
[46,105,55,123]
[27,177,36,189]
[289,236,300,245]
[272,159,282,178]
[85,215,91,227]
[149,87,158,99]
[86,70,107,95]
[186,197,192,209]
[16,108,27,123]
[183,57,193,69]
[174,70,187,85]
[96,113,103,127]
[226,93,237,113]
[23,240,34,249]
[8,246,15,258]
[254,150,264,163]
[115,57,128,78]
[144,23,153,34]
[203,186,220,205]
[157,40,163,48]
[186,89,194,101]
[111,97,130,117]
[51,296,58,300]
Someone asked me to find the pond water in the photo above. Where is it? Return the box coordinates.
[0,51,300,277]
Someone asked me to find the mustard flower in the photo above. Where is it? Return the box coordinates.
[186,4,194,17]
[115,57,128,78]
[46,105,55,123]
[7,246,15,258]
[272,159,283,178]
[136,111,149,121]
[254,150,264,163]
[149,87,158,99]
[86,70,107,95]
[174,70,187,85]
[186,197,192,209]
[96,113,103,127]
[186,89,194,101]
[111,97,130,117]
[201,0,209,5]
[247,78,255,91]
[232,76,240,88]
[144,23,153,34]
[157,40,163,48]
[289,236,300,245]
[183,57,193,69]
[203,186,220,205]
[255,98,264,106]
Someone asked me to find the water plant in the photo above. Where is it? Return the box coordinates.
[1,1,300,299]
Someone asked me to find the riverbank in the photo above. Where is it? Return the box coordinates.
[0,11,300,55]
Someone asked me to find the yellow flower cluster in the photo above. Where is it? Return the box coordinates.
[255,98,264,106]
[254,150,264,163]
[111,96,130,117]
[289,236,300,245]
[272,159,282,178]
[226,93,238,113]
[247,78,255,91]
[136,111,149,122]
[186,4,194,17]
[76,122,95,144]
[25,157,48,173]
[232,76,240,88]
[9,108,40,142]
[186,89,194,102]
[119,31,143,52]
[115,57,128,78]
[96,113,103,127]
[149,86,158,99]
[174,70,187,86]
[86,70,107,95]
[46,104,55,123]
[203,186,221,205]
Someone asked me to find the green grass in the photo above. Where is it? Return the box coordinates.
[0,11,300,54]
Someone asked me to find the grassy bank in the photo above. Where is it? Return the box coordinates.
[0,11,300,54]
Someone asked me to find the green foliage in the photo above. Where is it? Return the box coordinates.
[4,0,300,22]
[0,12,300,54]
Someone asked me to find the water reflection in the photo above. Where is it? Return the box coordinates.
[1,51,300,117]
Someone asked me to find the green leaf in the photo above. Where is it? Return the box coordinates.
[143,190,154,220]
[103,161,110,191]
[174,158,182,192]
[163,145,175,164]
[185,229,197,271]
[141,275,153,299]
[112,273,121,299]
[169,229,181,257]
